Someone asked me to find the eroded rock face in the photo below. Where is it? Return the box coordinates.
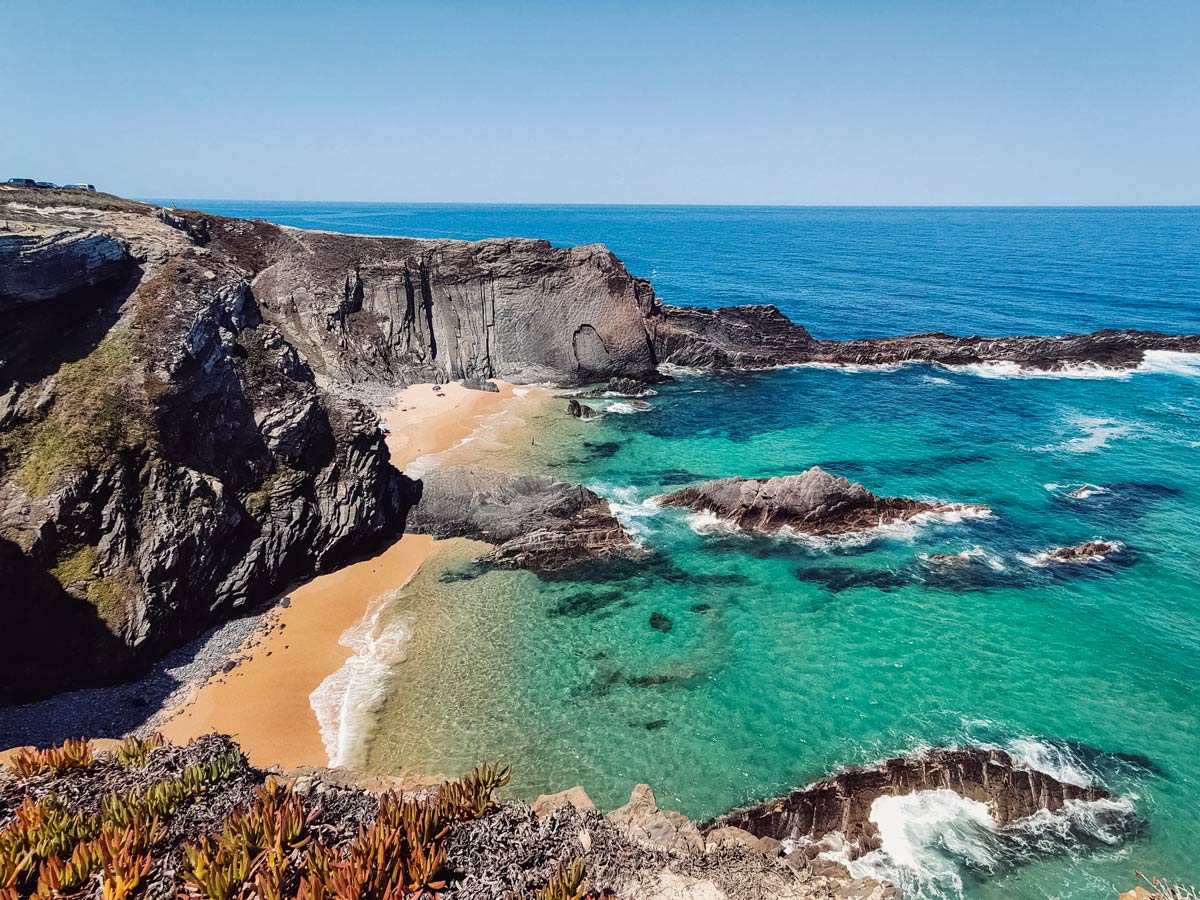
[653,304,1200,373]
[251,232,660,386]
[404,466,637,570]
[657,466,987,537]
[709,748,1108,852]
[0,222,132,306]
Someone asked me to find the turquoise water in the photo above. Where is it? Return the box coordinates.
[179,202,1200,899]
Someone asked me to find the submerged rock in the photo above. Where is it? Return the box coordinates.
[657,466,987,537]
[649,612,674,632]
[708,747,1111,858]
[404,466,638,570]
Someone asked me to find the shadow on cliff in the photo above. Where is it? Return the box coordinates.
[0,268,140,392]
[0,538,138,708]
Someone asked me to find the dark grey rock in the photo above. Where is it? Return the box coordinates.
[405,466,637,571]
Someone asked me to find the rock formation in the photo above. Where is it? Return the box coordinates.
[0,189,656,700]
[404,466,637,570]
[709,747,1110,855]
[656,466,987,537]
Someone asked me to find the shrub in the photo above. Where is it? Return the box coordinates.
[113,733,166,768]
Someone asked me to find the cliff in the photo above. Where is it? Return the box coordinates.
[0,189,660,702]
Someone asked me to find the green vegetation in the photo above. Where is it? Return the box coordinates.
[0,738,243,899]
[12,334,152,497]
[183,762,511,900]
[51,546,100,588]
[113,734,165,769]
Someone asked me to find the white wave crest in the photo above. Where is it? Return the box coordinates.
[1045,482,1110,499]
[592,485,662,538]
[1002,737,1095,787]
[310,594,413,769]
[604,401,651,415]
[839,789,1136,900]
[1137,350,1200,377]
[790,361,909,374]
[947,360,1135,380]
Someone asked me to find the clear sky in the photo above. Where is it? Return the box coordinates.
[3,0,1198,204]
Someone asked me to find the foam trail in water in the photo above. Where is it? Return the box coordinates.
[310,592,414,768]
[592,484,662,539]
[1137,350,1200,377]
[1035,415,1134,454]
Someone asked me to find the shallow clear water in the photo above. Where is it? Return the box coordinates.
[178,202,1200,899]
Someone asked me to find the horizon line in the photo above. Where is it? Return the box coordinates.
[142,197,1200,210]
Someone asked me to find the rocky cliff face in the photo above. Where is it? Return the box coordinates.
[251,230,659,386]
[0,189,664,702]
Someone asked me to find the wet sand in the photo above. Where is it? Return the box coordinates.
[158,381,532,770]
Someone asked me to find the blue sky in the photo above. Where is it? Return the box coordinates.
[3,0,1198,204]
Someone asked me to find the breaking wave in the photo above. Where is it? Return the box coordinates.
[837,790,1136,900]
[310,592,414,769]
[591,484,662,539]
[684,505,993,548]
[1034,415,1135,454]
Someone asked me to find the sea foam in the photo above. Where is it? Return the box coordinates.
[310,591,414,769]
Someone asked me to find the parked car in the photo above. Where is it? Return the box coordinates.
[6,178,36,187]
[62,183,96,191]
[34,181,57,188]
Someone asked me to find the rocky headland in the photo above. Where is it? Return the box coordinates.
[656,466,988,537]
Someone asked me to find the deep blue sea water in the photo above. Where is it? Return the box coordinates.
[171,202,1200,900]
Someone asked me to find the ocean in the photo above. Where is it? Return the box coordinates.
[169,201,1200,900]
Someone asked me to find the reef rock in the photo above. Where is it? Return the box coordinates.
[567,398,600,419]
[657,466,986,537]
[607,784,705,856]
[709,747,1109,855]
[1047,540,1122,562]
[404,466,637,570]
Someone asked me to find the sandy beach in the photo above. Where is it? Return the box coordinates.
[158,380,530,770]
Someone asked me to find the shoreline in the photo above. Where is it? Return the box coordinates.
[154,379,542,771]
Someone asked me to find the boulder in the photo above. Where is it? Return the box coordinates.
[460,376,500,393]
[531,785,595,818]
[607,784,704,855]
[657,466,987,537]
[567,398,599,419]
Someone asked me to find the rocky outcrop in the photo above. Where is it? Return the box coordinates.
[657,466,987,537]
[1047,540,1122,562]
[710,747,1109,855]
[404,466,637,570]
[654,304,1200,373]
